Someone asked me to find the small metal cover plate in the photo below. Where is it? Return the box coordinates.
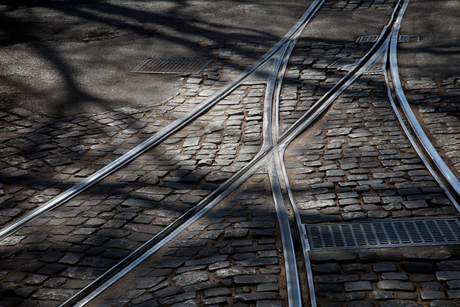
[305,218,460,250]
[131,59,211,74]
[328,60,359,71]
[398,35,420,43]
[356,35,379,43]
[363,53,385,74]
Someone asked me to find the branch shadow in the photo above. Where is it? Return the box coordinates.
[0,0,304,116]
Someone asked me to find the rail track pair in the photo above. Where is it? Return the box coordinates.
[1,0,459,306]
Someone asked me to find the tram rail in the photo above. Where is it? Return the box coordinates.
[0,0,325,242]
[62,0,426,306]
[1,0,460,306]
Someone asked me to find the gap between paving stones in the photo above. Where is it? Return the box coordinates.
[403,76,460,182]
[86,167,287,307]
[284,73,458,224]
[0,81,269,307]
[309,246,460,307]
[279,37,373,135]
[0,37,275,230]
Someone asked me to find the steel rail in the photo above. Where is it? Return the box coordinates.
[69,150,270,307]
[261,42,290,151]
[267,154,302,307]
[67,111,302,307]
[63,0,410,305]
[277,144,316,306]
[278,0,404,149]
[270,1,408,305]
[273,38,298,141]
[276,40,395,307]
[0,0,326,242]
[261,18,313,307]
[60,1,326,306]
[265,38,304,307]
[67,27,307,307]
[385,0,460,212]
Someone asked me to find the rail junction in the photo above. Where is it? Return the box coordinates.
[0,0,460,306]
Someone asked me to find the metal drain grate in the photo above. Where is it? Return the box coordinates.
[305,218,460,250]
[131,59,211,74]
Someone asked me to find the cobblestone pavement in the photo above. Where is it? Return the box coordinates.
[90,168,286,307]
[403,77,460,177]
[285,74,457,224]
[311,247,460,307]
[0,0,460,307]
[0,77,266,306]
[283,72,460,307]
[279,38,369,136]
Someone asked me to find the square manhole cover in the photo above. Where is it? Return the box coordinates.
[131,59,211,74]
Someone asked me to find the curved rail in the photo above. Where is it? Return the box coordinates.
[1,1,436,307]
[62,1,418,306]
[386,0,460,212]
[60,1,325,306]
[278,0,405,149]
[0,0,326,242]
[272,1,412,306]
[277,38,400,307]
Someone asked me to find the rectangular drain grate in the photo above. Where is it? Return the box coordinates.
[356,35,419,44]
[131,59,211,74]
[305,218,460,250]
[356,35,379,43]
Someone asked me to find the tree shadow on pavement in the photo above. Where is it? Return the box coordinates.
[0,0,309,116]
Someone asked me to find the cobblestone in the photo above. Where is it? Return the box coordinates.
[0,74,270,306]
[311,247,460,306]
[285,73,458,224]
[406,76,460,179]
[0,2,457,307]
[91,169,285,307]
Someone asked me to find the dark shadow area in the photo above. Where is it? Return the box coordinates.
[1,1,460,305]
[397,0,460,79]
[0,0,310,116]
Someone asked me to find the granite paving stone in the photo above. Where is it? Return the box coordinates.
[172,271,209,287]
[311,247,460,306]
[420,291,446,300]
[84,169,286,306]
[0,77,264,307]
[2,3,459,306]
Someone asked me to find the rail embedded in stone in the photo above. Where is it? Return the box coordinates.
[274,1,413,306]
[0,0,326,243]
[386,0,460,213]
[59,1,326,306]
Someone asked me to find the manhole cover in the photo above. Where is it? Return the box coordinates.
[305,218,460,250]
[131,59,211,74]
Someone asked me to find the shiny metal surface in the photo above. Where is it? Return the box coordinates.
[60,1,326,306]
[306,218,460,250]
[387,0,460,213]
